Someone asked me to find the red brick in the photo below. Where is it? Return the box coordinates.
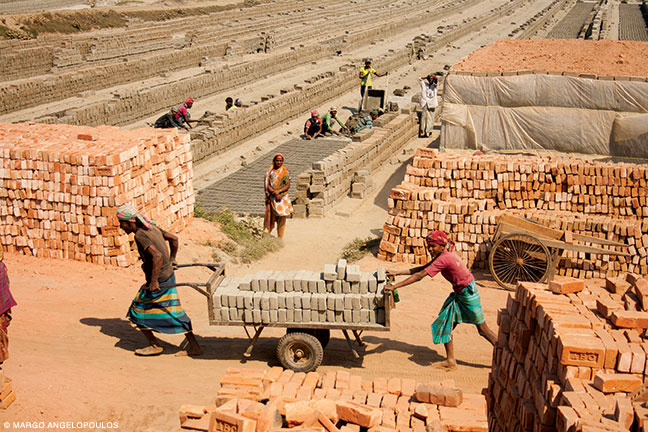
[596,297,623,318]
[264,367,284,385]
[321,372,336,389]
[387,378,402,396]
[366,393,383,408]
[592,372,642,393]
[610,311,648,328]
[606,277,631,295]
[380,409,396,428]
[380,393,398,410]
[414,384,462,407]
[311,399,339,423]
[290,372,307,387]
[400,379,416,397]
[412,404,428,419]
[336,400,382,427]
[180,405,208,423]
[302,372,320,391]
[373,378,388,394]
[209,409,257,432]
[549,277,585,294]
[316,410,341,432]
[285,401,317,427]
[349,375,362,391]
[558,335,605,368]
[335,371,350,390]
[634,278,648,311]
[278,370,295,385]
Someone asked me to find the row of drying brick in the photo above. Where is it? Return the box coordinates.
[294,110,417,218]
[154,366,488,432]
[487,276,648,432]
[0,123,194,266]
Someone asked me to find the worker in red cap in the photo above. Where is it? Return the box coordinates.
[303,110,323,140]
[385,230,497,370]
[175,97,197,129]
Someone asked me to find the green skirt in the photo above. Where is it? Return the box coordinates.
[127,274,193,335]
[431,281,485,344]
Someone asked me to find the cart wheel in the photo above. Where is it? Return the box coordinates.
[277,332,323,373]
[489,233,552,290]
[286,328,331,348]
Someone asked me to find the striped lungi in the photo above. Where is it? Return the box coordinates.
[127,274,193,334]
[431,281,485,344]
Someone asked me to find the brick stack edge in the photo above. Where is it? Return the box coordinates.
[0,123,194,266]
[294,110,417,218]
[487,275,648,432]
[156,366,488,432]
[378,148,648,278]
[212,260,388,326]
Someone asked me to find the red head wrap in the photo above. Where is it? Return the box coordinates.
[426,230,454,251]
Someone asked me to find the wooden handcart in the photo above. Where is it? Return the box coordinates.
[488,215,630,290]
[170,263,395,372]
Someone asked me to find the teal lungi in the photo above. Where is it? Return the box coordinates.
[127,274,193,334]
[431,281,485,344]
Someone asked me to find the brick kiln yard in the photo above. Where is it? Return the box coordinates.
[2,0,648,432]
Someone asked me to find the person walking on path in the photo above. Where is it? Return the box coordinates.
[359,60,387,99]
[117,204,202,357]
[303,110,323,140]
[0,250,17,369]
[385,230,496,370]
[419,74,439,137]
[264,154,293,238]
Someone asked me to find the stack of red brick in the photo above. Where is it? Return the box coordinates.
[378,148,647,277]
[0,371,15,409]
[488,275,648,432]
[0,123,194,266]
[159,367,488,432]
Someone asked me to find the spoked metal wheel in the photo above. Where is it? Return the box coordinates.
[276,332,323,372]
[489,233,552,290]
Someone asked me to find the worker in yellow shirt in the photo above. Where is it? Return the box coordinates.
[359,59,387,99]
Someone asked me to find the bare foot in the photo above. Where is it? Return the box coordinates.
[135,345,163,356]
[434,360,457,371]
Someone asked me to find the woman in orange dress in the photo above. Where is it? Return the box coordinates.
[264,153,293,238]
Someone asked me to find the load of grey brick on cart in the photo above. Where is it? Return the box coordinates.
[172,259,395,372]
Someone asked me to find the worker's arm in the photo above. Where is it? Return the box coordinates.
[313,121,322,138]
[387,263,429,277]
[275,178,290,196]
[334,116,345,128]
[146,244,164,291]
[162,230,179,266]
[385,269,428,291]
[376,71,388,77]
[359,70,366,79]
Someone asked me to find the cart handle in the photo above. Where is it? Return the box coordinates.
[161,263,225,298]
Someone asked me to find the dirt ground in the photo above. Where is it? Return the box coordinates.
[0,126,512,431]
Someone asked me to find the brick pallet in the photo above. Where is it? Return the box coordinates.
[487,275,648,432]
[212,260,388,326]
[160,366,489,432]
[378,149,648,278]
[0,123,193,266]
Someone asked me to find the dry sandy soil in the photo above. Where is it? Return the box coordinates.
[1,132,510,431]
[453,39,648,76]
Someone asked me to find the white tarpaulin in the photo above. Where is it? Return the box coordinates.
[440,73,648,157]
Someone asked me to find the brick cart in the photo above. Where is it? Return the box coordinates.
[171,263,395,373]
[489,214,629,290]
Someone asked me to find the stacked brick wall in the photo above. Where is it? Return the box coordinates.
[378,149,648,278]
[294,109,418,218]
[0,123,193,266]
[488,276,648,431]
[173,367,488,432]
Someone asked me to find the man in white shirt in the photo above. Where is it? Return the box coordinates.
[419,74,439,138]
